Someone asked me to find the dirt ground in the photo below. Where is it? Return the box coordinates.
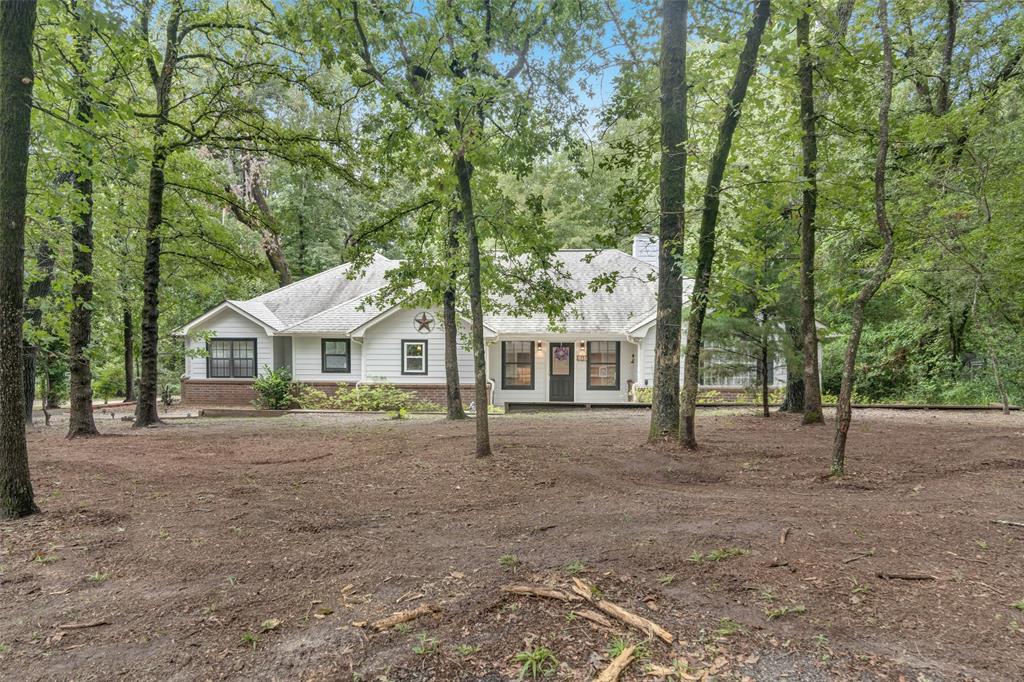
[1,407,1022,681]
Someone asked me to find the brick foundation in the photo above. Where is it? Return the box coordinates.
[180,379,487,408]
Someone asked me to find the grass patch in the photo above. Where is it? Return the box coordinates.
[454,643,480,657]
[240,632,259,650]
[606,637,650,660]
[765,605,806,620]
[1011,599,1024,611]
[689,547,750,563]
[412,633,439,656]
[714,618,743,638]
[86,572,110,583]
[514,646,558,679]
[31,552,59,565]
[563,559,586,575]
[499,553,520,571]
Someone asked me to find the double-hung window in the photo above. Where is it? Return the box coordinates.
[207,338,256,378]
[401,340,428,375]
[321,339,351,373]
[502,341,535,389]
[586,341,620,390]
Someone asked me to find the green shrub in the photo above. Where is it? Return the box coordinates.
[632,385,653,403]
[252,366,296,410]
[292,382,426,412]
[93,363,125,402]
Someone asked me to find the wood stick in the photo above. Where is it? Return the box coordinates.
[875,572,936,581]
[571,578,674,644]
[780,527,791,545]
[369,603,439,631]
[992,519,1024,528]
[575,608,615,629]
[594,644,635,682]
[501,584,582,602]
[57,620,108,630]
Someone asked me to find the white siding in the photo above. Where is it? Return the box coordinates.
[292,336,363,382]
[489,338,638,406]
[360,309,474,384]
[185,309,273,378]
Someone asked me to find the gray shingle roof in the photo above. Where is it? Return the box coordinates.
[252,253,397,327]
[231,249,685,336]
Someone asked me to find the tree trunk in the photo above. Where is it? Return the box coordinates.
[134,153,166,427]
[830,0,896,477]
[23,240,54,424]
[225,156,292,287]
[134,4,181,427]
[779,319,804,412]
[935,0,959,117]
[988,347,1009,415]
[797,8,824,424]
[0,0,39,519]
[680,0,771,447]
[67,0,99,438]
[760,341,770,418]
[455,154,490,456]
[123,305,134,401]
[443,209,466,420]
[648,0,688,440]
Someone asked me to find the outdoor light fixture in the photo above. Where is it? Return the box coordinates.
[576,340,587,361]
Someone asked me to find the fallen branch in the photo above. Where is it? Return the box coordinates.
[875,572,936,581]
[56,620,108,630]
[843,550,875,564]
[594,644,635,682]
[570,578,673,644]
[575,608,615,629]
[779,527,791,546]
[991,519,1024,528]
[501,584,581,602]
[368,603,439,631]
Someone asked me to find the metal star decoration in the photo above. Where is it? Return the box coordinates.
[413,311,435,333]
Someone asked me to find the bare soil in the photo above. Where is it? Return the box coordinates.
[1,408,1022,681]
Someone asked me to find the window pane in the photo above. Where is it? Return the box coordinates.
[406,357,423,372]
[233,340,254,358]
[551,345,571,375]
[405,343,424,358]
[325,340,346,354]
[211,340,231,358]
[325,355,347,371]
[589,364,616,386]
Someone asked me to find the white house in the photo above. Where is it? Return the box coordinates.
[175,235,790,407]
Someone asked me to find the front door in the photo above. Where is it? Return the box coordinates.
[549,343,574,402]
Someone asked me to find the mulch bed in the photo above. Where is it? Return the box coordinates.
[1,408,1022,680]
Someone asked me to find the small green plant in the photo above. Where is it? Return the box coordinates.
[388,407,410,420]
[32,552,59,564]
[715,618,742,638]
[394,622,412,634]
[975,539,989,550]
[499,553,519,570]
[606,637,650,660]
[241,632,259,650]
[86,571,109,583]
[412,633,439,656]
[765,604,806,620]
[514,646,558,679]
[689,547,749,563]
[454,643,480,657]
[252,366,295,410]
[657,574,675,586]
[564,560,586,575]
[0,643,11,655]
[160,383,176,407]
[1011,598,1024,611]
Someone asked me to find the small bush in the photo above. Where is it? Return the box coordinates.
[252,366,295,410]
[632,385,653,403]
